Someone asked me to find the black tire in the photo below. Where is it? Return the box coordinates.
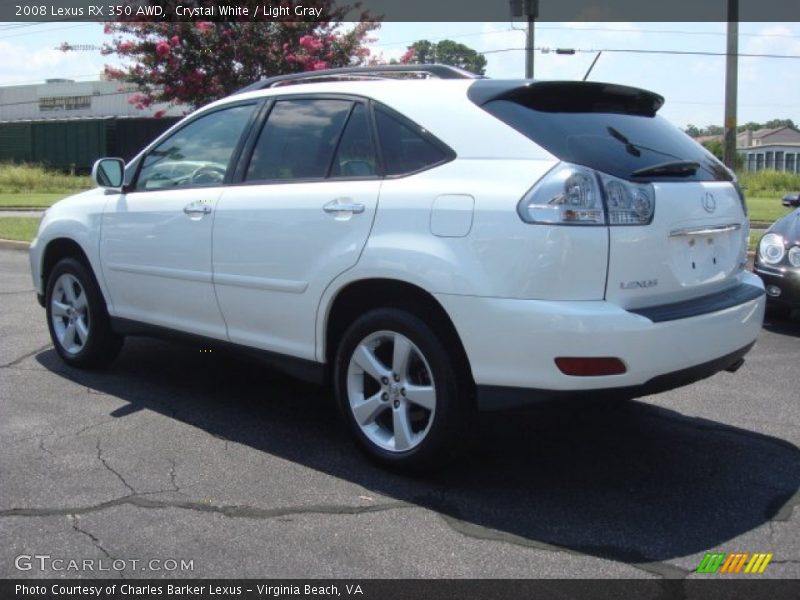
[334,307,473,472]
[45,257,123,368]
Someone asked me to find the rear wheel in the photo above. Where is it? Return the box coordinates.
[334,308,472,471]
[46,257,123,368]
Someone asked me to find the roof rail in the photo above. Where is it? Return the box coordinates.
[233,64,483,95]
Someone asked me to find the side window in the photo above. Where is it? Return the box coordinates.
[330,104,377,178]
[246,99,352,182]
[374,108,448,176]
[136,104,254,191]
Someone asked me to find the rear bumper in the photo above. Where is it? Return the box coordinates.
[435,272,765,409]
[476,342,753,410]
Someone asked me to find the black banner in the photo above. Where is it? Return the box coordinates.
[1,0,799,22]
[3,579,800,600]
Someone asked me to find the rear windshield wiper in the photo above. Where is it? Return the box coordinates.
[631,160,700,178]
[607,126,683,162]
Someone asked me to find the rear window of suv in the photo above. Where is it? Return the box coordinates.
[480,84,732,183]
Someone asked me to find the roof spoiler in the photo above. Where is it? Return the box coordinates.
[468,80,665,117]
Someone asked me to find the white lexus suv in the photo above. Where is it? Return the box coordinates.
[30,65,765,469]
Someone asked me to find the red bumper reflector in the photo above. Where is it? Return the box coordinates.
[555,357,627,376]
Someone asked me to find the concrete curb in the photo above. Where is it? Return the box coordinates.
[0,211,44,218]
[0,239,30,251]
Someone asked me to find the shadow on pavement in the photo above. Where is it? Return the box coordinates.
[762,310,800,338]
[36,337,800,564]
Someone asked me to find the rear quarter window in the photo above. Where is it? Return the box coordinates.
[374,108,452,176]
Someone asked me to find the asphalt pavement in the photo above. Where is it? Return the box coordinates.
[1,248,798,580]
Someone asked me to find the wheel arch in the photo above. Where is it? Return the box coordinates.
[322,278,474,385]
[40,237,110,309]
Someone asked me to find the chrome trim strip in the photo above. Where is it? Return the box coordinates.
[669,223,741,237]
[754,266,786,278]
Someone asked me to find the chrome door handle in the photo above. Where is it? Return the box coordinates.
[323,199,365,215]
[183,202,212,216]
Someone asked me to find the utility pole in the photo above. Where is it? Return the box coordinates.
[525,0,538,79]
[511,0,538,79]
[723,0,739,170]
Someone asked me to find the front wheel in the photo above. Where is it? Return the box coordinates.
[45,257,123,368]
[334,308,472,471]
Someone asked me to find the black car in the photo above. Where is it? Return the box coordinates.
[754,193,800,318]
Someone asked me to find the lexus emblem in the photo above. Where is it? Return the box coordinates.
[702,192,717,213]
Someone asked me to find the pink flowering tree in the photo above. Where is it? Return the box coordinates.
[64,2,378,112]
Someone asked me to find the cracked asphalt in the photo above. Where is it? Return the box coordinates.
[1,248,799,580]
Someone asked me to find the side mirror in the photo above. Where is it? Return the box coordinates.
[782,193,800,208]
[92,158,125,189]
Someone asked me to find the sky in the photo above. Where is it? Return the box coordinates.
[0,20,798,129]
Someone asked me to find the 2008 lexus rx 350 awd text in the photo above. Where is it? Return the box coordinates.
[30,65,765,470]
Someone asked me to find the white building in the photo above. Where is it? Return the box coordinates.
[0,79,183,122]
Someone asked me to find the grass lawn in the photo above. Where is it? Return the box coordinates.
[0,192,75,209]
[747,195,793,224]
[0,189,791,245]
[749,228,767,252]
[0,215,767,251]
[0,217,38,242]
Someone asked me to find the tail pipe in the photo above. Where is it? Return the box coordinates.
[725,357,745,373]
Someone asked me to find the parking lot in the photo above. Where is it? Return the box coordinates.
[1,247,798,579]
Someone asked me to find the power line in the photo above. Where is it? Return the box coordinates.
[370,24,800,50]
[670,100,800,107]
[581,47,800,59]
[535,25,800,39]
[477,46,800,60]
[371,28,517,49]
[0,22,43,30]
[0,22,94,41]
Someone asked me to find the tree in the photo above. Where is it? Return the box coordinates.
[690,120,800,135]
[401,39,487,76]
[702,140,743,169]
[702,140,724,159]
[684,124,701,138]
[63,2,378,112]
[738,121,763,133]
[763,118,796,130]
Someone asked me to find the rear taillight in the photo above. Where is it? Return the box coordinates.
[599,172,654,225]
[518,163,654,226]
[517,164,604,225]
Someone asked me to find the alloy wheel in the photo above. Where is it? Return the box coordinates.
[50,273,90,355]
[346,330,437,452]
